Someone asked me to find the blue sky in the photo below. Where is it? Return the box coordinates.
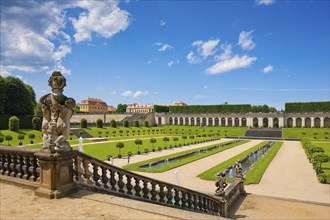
[1,0,329,110]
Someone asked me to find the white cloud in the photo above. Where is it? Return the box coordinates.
[193,39,220,58]
[167,60,179,67]
[110,91,117,95]
[154,42,173,52]
[1,0,130,75]
[216,44,232,61]
[122,90,149,98]
[237,30,256,50]
[71,1,130,43]
[160,20,166,26]
[122,90,133,96]
[146,58,158,64]
[186,51,201,64]
[256,0,275,5]
[262,65,274,73]
[206,55,257,75]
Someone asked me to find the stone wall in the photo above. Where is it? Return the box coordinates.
[71,113,132,124]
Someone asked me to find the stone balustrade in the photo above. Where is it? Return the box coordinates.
[0,146,40,185]
[0,145,246,217]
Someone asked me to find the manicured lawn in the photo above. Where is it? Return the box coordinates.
[283,128,330,140]
[198,141,270,181]
[123,140,249,173]
[0,129,43,146]
[81,136,220,160]
[244,141,283,184]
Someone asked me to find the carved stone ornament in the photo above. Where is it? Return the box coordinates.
[39,71,76,153]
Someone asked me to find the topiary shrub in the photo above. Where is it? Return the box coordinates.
[144,148,149,154]
[32,116,41,130]
[317,173,328,183]
[9,116,20,132]
[0,136,4,144]
[80,118,87,128]
[5,135,13,146]
[158,146,162,151]
[17,134,24,145]
[96,119,103,128]
[110,119,117,128]
[28,133,35,144]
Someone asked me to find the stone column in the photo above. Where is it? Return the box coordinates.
[320,117,324,127]
[301,117,305,127]
[35,151,76,199]
[269,117,273,128]
[258,117,263,128]
[292,117,296,127]
[311,117,315,127]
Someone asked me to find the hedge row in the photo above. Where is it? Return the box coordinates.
[0,115,34,130]
[169,104,252,113]
[285,102,330,113]
[154,105,169,113]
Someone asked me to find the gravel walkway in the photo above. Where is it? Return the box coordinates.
[245,141,330,204]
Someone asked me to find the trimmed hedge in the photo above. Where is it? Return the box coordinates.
[169,104,252,113]
[0,115,33,130]
[285,101,330,113]
[154,105,169,113]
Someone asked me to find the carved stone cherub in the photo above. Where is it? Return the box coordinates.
[215,171,227,197]
[39,71,75,153]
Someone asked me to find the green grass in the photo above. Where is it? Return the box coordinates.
[244,142,283,184]
[80,135,221,160]
[123,140,249,173]
[0,129,43,146]
[283,128,330,140]
[310,141,330,179]
[198,141,269,181]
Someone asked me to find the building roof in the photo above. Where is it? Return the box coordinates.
[80,97,108,106]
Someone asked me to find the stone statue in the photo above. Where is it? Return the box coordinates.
[39,71,76,153]
[215,171,227,197]
[234,161,244,180]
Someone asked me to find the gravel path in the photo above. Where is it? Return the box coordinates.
[245,141,330,204]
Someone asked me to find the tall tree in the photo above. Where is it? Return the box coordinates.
[1,76,35,115]
[116,104,128,113]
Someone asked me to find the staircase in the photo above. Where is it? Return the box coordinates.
[244,128,282,139]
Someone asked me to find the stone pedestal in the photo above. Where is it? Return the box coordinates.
[34,151,76,199]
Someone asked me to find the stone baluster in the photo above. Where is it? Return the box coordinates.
[134,178,142,197]
[187,192,192,209]
[4,153,12,176]
[0,152,5,174]
[91,163,100,186]
[166,187,173,205]
[109,170,117,191]
[118,172,125,193]
[22,156,31,180]
[181,191,187,208]
[10,154,18,177]
[158,184,165,203]
[142,180,149,199]
[16,154,24,178]
[173,189,180,206]
[101,167,108,188]
[150,182,157,201]
[126,175,133,195]
[193,194,198,210]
